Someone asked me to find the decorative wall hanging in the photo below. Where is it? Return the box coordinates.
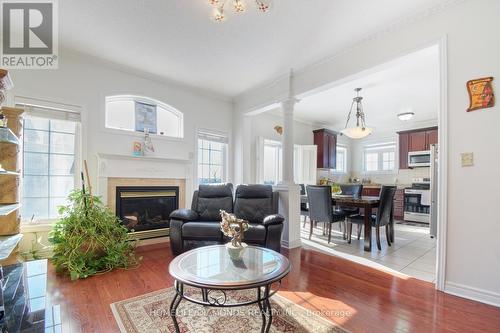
[135,101,157,134]
[466,77,495,112]
[274,125,283,135]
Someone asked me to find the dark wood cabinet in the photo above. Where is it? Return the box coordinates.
[393,189,404,220]
[398,126,438,169]
[399,132,409,170]
[362,187,381,197]
[426,129,438,148]
[409,131,427,152]
[313,129,337,169]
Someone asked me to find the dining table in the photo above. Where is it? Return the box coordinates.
[301,194,392,252]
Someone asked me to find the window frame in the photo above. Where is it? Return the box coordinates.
[363,143,397,174]
[196,129,229,185]
[104,95,184,141]
[333,145,348,174]
[261,139,283,185]
[18,104,83,225]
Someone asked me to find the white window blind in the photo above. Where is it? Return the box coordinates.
[16,100,82,222]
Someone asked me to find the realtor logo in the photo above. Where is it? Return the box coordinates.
[1,0,58,69]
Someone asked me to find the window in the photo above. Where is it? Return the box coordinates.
[105,95,183,138]
[363,144,396,173]
[262,140,282,185]
[18,102,81,222]
[335,146,347,173]
[198,130,228,184]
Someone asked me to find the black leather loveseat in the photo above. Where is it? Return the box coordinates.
[169,183,284,255]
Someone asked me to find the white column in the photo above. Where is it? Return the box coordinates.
[277,93,301,249]
[281,98,296,184]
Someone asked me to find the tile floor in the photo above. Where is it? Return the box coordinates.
[300,220,437,282]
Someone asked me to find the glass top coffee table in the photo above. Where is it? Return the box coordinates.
[168,245,291,333]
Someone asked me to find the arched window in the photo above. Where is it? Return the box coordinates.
[105,95,183,138]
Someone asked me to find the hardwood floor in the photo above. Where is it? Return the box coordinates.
[47,242,500,333]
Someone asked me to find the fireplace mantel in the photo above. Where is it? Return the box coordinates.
[96,152,191,164]
[95,152,193,208]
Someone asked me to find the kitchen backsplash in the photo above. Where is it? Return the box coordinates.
[317,167,430,185]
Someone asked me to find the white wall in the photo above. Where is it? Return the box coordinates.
[234,0,500,306]
[248,111,315,183]
[7,51,233,257]
[7,50,233,194]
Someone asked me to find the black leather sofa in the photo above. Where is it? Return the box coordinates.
[169,183,284,255]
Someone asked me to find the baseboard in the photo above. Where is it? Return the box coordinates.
[445,281,500,308]
[136,236,170,247]
[281,238,302,249]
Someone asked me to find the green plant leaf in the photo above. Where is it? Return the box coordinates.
[49,189,140,280]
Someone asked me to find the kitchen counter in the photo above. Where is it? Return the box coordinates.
[348,183,411,190]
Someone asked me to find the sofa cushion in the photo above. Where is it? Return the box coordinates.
[196,183,234,221]
[198,184,233,198]
[182,221,222,240]
[243,223,267,244]
[234,185,273,223]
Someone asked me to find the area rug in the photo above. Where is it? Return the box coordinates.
[111,287,347,333]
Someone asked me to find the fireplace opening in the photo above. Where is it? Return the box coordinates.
[115,186,179,233]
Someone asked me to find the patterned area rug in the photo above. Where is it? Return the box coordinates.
[111,287,347,333]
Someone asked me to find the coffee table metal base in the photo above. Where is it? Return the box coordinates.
[169,280,279,333]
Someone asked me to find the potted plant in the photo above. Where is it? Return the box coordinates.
[49,179,140,280]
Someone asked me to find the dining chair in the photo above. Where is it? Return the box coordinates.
[346,185,396,250]
[306,185,346,243]
[300,184,309,227]
[339,184,364,239]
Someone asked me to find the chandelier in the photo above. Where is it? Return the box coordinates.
[208,0,273,22]
[341,88,373,139]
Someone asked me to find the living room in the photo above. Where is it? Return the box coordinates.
[0,0,499,332]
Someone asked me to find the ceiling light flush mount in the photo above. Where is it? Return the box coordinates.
[208,0,272,22]
[341,88,373,139]
[397,111,415,121]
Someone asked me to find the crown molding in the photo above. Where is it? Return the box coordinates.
[235,0,467,105]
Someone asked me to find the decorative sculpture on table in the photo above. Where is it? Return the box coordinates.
[220,210,249,260]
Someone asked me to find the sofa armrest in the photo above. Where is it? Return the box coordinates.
[262,214,285,226]
[170,209,199,222]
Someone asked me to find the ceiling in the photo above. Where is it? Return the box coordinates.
[60,0,451,98]
[286,45,440,132]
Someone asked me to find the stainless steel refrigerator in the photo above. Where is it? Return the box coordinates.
[429,144,438,238]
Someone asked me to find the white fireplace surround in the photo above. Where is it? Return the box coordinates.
[96,153,194,208]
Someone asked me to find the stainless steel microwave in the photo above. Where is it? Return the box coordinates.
[408,150,431,168]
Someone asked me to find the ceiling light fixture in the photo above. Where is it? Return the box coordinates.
[397,111,415,121]
[208,0,272,22]
[340,88,373,139]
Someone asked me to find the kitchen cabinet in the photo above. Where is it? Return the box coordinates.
[426,129,438,148]
[398,127,438,169]
[362,187,381,197]
[399,132,409,170]
[313,129,337,169]
[393,189,404,220]
[409,131,427,152]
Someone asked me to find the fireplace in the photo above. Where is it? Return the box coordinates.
[115,186,179,235]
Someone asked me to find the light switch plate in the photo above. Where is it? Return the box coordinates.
[461,153,474,167]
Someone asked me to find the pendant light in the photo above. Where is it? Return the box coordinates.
[341,88,373,139]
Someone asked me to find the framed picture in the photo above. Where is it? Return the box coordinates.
[135,101,157,133]
[466,77,495,112]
